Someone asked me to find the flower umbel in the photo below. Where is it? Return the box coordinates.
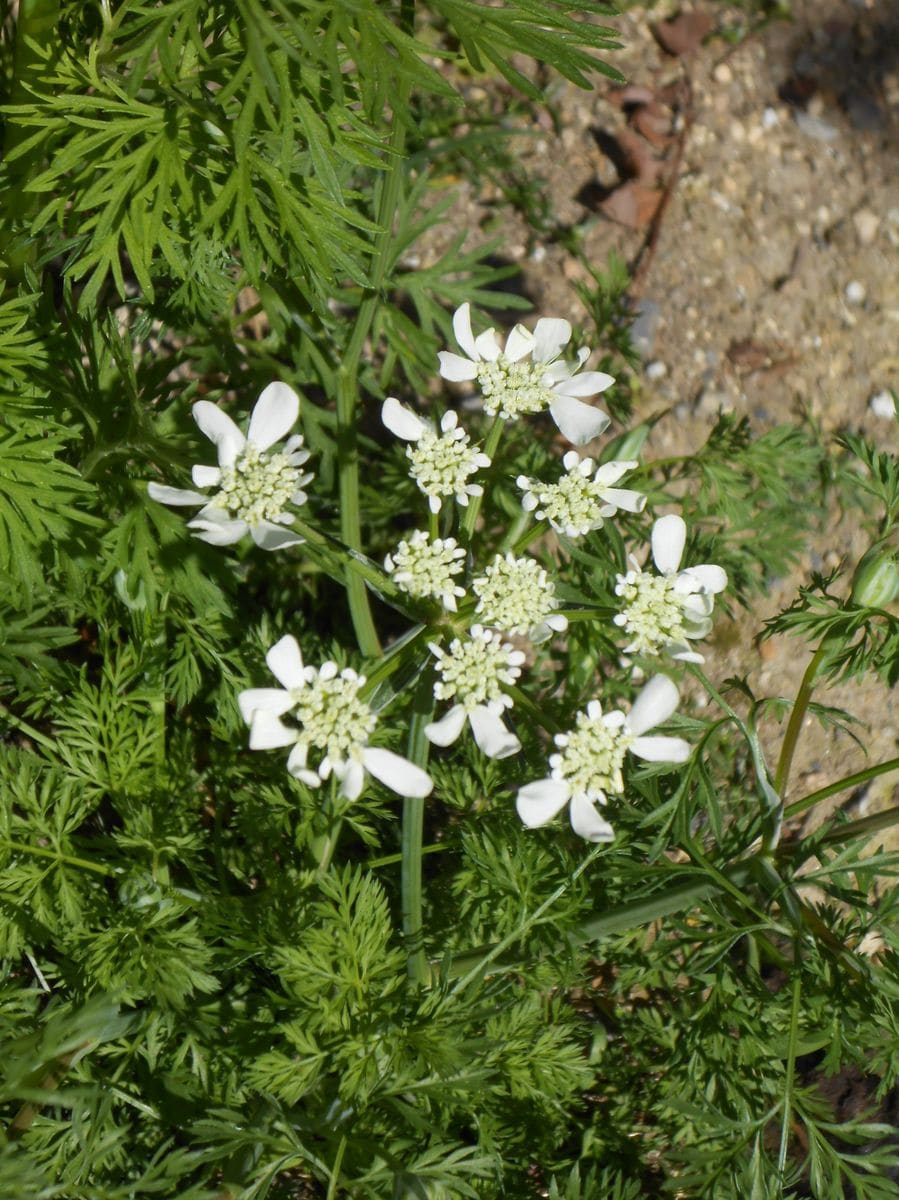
[425,625,525,759]
[148,382,313,550]
[382,397,490,513]
[517,451,646,537]
[516,675,691,841]
[614,514,727,663]
[239,636,433,801]
[384,531,467,611]
[438,303,614,445]
[472,552,568,642]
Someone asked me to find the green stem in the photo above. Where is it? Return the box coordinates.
[460,415,504,542]
[0,838,116,877]
[785,756,899,820]
[817,803,899,846]
[334,81,412,657]
[778,962,802,1180]
[336,368,380,657]
[773,641,828,798]
[309,787,343,877]
[401,678,434,985]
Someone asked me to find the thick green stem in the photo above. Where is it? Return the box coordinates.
[401,679,434,985]
[309,786,343,877]
[773,641,828,798]
[460,416,504,542]
[785,756,899,820]
[334,82,411,657]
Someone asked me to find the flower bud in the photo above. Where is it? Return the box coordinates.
[850,544,899,608]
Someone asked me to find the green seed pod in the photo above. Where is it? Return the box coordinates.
[850,543,899,608]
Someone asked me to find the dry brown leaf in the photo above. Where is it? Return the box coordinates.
[632,101,673,148]
[608,83,656,108]
[652,10,713,56]
[726,338,773,370]
[599,182,663,229]
[616,129,666,186]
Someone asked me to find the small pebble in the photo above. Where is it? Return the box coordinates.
[845,280,866,305]
[761,106,779,130]
[853,210,880,245]
[713,63,733,84]
[794,111,839,142]
[646,360,668,381]
[870,391,897,419]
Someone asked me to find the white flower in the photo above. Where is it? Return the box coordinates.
[148,382,313,550]
[517,451,646,537]
[424,625,525,759]
[516,675,690,842]
[437,302,614,445]
[238,635,433,801]
[384,531,467,611]
[614,514,728,663]
[472,552,568,642]
[381,397,490,514]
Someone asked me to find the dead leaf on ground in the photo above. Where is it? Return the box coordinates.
[726,338,774,370]
[652,10,713,56]
[599,182,663,229]
[616,128,666,186]
[632,101,674,148]
[608,84,656,109]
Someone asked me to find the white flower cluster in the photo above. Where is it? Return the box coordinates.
[166,308,728,825]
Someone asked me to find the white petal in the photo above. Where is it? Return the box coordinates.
[630,735,691,764]
[188,517,247,545]
[248,710,296,750]
[516,779,571,828]
[554,370,615,398]
[363,747,433,797]
[340,760,366,800]
[469,706,521,759]
[600,487,646,513]
[191,464,221,487]
[569,794,615,842]
[670,646,706,663]
[437,351,479,382]
[531,318,571,364]
[452,302,478,360]
[549,396,611,445]
[250,520,305,551]
[682,564,728,594]
[424,705,468,747]
[247,382,300,450]
[652,514,686,575]
[382,397,426,440]
[504,324,536,362]
[594,460,637,485]
[147,483,207,506]
[474,329,502,362]
[238,688,293,724]
[626,674,680,736]
[266,635,305,690]
[192,401,246,467]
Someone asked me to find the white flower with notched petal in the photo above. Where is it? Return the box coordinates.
[381,397,491,514]
[517,451,646,537]
[516,675,690,842]
[614,514,728,663]
[384,530,467,611]
[425,625,525,759]
[238,635,432,801]
[472,552,568,643]
[437,302,614,445]
[148,382,313,551]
